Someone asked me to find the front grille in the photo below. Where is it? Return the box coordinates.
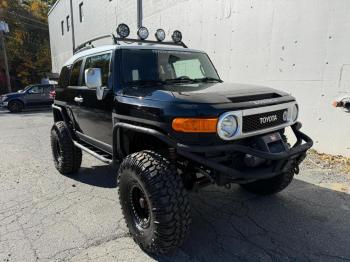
[242,109,288,133]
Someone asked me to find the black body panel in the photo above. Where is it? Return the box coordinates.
[53,47,312,184]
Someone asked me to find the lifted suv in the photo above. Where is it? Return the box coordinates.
[50,27,313,254]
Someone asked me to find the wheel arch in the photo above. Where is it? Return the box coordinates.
[8,98,24,107]
[113,122,174,160]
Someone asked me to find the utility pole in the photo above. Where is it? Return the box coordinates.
[137,0,143,28]
[0,21,11,93]
[69,0,75,52]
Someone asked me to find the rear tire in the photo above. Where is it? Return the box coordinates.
[8,100,23,113]
[118,150,191,254]
[240,171,294,195]
[50,121,82,175]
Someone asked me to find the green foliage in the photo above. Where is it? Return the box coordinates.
[1,0,52,88]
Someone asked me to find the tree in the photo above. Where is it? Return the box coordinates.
[0,0,51,92]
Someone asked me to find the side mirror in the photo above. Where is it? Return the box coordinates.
[85,68,102,89]
[85,68,105,100]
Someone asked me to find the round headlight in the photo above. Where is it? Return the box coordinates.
[116,23,130,38]
[292,104,299,122]
[137,26,149,40]
[155,29,166,42]
[171,30,182,43]
[217,114,238,140]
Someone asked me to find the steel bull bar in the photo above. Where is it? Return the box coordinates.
[114,122,313,182]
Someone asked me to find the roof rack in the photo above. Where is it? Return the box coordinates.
[114,37,188,48]
[73,34,117,54]
[73,34,187,54]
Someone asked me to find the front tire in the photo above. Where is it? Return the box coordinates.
[240,171,294,195]
[8,100,23,113]
[50,121,82,175]
[118,150,191,254]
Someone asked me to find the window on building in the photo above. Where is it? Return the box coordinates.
[82,53,112,86]
[69,60,83,86]
[66,15,70,32]
[61,21,64,35]
[79,2,84,22]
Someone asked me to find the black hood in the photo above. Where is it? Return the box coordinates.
[120,82,290,105]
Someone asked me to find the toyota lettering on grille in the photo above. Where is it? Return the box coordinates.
[259,115,278,124]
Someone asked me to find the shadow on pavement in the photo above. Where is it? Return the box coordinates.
[153,179,350,261]
[65,165,117,188]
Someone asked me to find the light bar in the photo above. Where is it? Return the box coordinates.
[116,23,130,38]
[172,30,182,43]
[155,29,166,42]
[137,26,149,40]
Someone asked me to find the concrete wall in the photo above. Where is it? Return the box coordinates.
[48,0,350,156]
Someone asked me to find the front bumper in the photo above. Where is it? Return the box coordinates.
[177,122,312,183]
[114,122,313,183]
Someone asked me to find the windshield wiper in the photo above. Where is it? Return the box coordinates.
[194,77,223,83]
[164,76,196,83]
[126,80,166,86]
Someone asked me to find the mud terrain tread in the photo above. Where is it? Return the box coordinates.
[51,121,82,175]
[118,150,191,254]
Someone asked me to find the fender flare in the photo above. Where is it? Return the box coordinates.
[112,122,176,161]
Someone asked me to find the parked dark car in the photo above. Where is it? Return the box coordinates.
[0,84,56,113]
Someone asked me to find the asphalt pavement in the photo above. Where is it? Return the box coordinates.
[0,108,350,262]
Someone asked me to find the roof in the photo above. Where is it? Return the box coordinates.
[48,0,62,16]
[63,43,205,66]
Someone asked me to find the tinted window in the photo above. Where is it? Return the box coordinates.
[43,85,54,93]
[82,53,111,86]
[121,49,219,84]
[29,86,44,94]
[58,67,70,89]
[70,60,83,86]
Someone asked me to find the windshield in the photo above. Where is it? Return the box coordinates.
[121,49,220,86]
[22,85,34,92]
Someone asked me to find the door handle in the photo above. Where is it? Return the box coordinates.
[74,97,84,103]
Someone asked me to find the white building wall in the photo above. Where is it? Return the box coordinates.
[49,0,137,73]
[48,0,350,156]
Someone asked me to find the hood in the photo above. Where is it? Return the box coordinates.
[170,82,288,104]
[2,92,23,98]
[120,82,290,104]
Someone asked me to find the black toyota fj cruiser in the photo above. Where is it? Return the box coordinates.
[50,24,313,254]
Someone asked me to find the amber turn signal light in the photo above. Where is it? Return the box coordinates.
[172,118,218,133]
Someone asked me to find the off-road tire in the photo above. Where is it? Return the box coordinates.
[118,150,191,254]
[8,100,23,113]
[240,171,294,195]
[50,121,82,175]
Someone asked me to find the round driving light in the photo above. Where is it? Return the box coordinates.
[116,23,130,38]
[155,29,166,42]
[137,26,149,40]
[217,114,238,140]
[171,30,182,43]
[292,104,299,122]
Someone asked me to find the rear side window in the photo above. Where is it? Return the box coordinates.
[29,86,44,94]
[70,59,83,86]
[43,85,54,93]
[82,53,111,86]
[58,66,70,89]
